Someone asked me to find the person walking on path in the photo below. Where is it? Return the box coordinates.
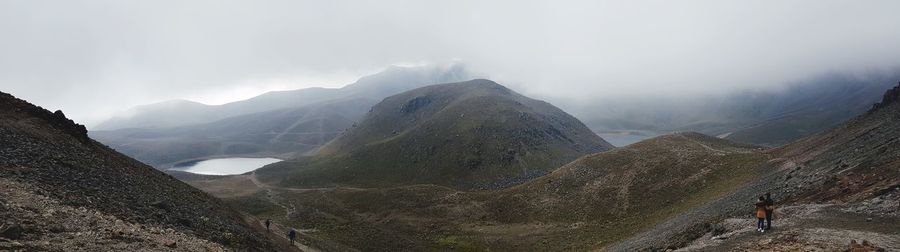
[755,196,767,233]
[265,219,271,232]
[287,228,297,245]
[764,193,775,230]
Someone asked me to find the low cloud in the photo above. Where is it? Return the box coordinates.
[1,0,899,126]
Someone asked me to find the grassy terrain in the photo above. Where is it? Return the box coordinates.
[256,80,613,190]
[192,84,900,251]
[199,132,770,251]
[223,192,284,217]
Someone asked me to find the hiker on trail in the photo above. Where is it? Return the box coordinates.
[265,219,271,232]
[755,196,767,233]
[288,228,297,245]
[764,192,775,230]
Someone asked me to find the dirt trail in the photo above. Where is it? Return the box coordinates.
[249,172,320,252]
[677,204,900,251]
[681,135,730,154]
[259,220,320,252]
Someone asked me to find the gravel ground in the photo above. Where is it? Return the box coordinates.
[0,178,224,251]
[676,203,899,251]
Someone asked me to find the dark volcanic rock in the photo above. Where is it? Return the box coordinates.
[0,92,89,143]
[870,82,900,113]
[400,96,431,114]
[150,200,170,211]
[0,224,25,240]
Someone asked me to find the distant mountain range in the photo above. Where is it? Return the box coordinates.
[91,63,473,167]
[93,65,900,172]
[95,64,472,131]
[255,79,614,190]
[571,71,900,146]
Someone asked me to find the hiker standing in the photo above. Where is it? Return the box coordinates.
[265,219,271,232]
[288,228,297,245]
[764,193,774,230]
[755,196,767,233]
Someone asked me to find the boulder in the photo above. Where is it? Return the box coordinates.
[0,224,25,239]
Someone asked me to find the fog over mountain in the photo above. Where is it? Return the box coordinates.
[565,70,900,146]
[2,1,900,127]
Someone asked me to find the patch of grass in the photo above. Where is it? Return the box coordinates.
[222,192,283,217]
[435,235,482,251]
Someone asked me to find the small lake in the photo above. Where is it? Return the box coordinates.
[596,130,663,147]
[170,157,282,175]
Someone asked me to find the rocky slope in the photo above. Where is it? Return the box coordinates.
[0,91,294,251]
[608,82,900,251]
[257,79,614,190]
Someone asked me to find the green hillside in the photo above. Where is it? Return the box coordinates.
[207,132,766,251]
[257,79,614,190]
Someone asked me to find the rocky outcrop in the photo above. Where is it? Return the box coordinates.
[0,92,88,143]
[399,96,431,114]
[869,82,900,113]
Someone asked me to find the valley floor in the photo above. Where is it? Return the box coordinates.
[189,168,900,252]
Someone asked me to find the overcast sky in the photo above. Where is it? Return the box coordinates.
[2,0,900,126]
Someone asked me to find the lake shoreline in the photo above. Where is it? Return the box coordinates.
[168,157,283,176]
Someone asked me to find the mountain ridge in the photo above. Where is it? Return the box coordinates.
[257,79,614,190]
[91,64,474,167]
[94,63,471,131]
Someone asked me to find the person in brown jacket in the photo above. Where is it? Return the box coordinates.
[764,192,775,230]
[755,196,767,233]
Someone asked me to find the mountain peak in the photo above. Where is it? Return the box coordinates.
[262,79,613,190]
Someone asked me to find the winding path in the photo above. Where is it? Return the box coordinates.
[249,172,320,252]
